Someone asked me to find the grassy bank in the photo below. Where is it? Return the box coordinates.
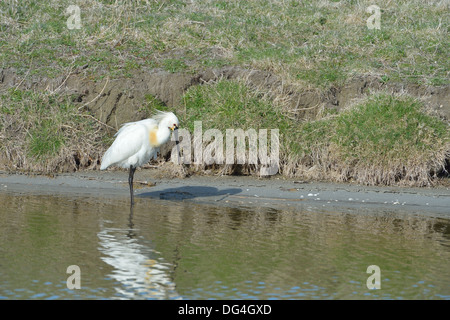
[1,0,448,86]
[2,80,448,185]
[181,80,449,186]
[0,0,449,185]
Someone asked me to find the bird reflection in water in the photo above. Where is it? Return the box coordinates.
[97,206,179,300]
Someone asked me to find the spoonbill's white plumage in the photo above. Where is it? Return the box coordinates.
[100,111,179,205]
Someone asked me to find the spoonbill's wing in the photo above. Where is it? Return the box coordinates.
[101,119,157,169]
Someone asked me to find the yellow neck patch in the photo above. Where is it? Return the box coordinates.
[149,127,159,147]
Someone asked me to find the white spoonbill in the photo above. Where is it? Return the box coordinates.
[100,111,179,205]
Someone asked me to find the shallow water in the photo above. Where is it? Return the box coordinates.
[0,193,449,300]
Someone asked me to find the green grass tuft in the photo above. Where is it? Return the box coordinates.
[28,120,65,160]
[183,80,290,134]
[289,94,450,185]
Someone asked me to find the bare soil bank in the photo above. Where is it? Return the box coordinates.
[1,66,449,129]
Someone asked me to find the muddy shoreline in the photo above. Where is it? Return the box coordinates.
[1,170,449,216]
